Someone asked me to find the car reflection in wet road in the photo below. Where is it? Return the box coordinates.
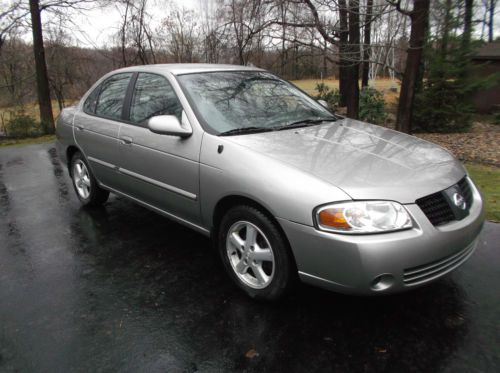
[0,143,499,372]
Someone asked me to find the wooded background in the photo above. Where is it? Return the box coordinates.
[0,0,498,136]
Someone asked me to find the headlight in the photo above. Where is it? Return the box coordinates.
[315,201,413,234]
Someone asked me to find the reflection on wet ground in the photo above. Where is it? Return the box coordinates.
[0,143,499,372]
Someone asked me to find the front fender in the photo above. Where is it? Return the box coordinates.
[199,133,351,229]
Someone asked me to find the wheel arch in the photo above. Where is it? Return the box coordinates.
[211,195,297,268]
[66,145,81,170]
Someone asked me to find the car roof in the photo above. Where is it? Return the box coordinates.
[114,63,265,76]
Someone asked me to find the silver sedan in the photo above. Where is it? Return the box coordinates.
[56,64,485,300]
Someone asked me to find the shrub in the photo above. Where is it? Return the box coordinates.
[359,87,387,125]
[6,114,39,138]
[314,82,340,110]
[314,83,387,124]
[413,74,474,133]
[411,39,485,133]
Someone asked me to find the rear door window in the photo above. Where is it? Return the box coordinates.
[95,73,133,120]
[83,85,100,114]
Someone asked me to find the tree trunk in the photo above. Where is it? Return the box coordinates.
[396,0,430,134]
[29,0,54,135]
[346,1,360,119]
[121,0,130,67]
[489,0,495,42]
[338,0,348,106]
[441,0,452,59]
[280,2,287,76]
[458,0,474,82]
[322,39,328,79]
[462,0,473,50]
[361,0,373,87]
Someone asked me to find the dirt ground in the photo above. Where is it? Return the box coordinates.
[415,122,500,166]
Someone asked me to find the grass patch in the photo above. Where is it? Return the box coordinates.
[466,163,500,222]
[0,100,76,123]
[291,78,400,105]
[0,135,56,148]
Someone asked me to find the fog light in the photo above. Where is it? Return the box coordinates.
[371,274,395,291]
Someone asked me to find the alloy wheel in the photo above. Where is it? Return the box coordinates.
[226,221,275,289]
[72,160,91,199]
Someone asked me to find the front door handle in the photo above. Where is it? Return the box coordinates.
[75,125,84,131]
[120,136,133,145]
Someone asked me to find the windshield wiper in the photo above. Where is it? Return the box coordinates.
[218,116,337,136]
[219,126,274,136]
[274,116,337,131]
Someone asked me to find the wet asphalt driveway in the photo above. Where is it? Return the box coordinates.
[0,143,499,373]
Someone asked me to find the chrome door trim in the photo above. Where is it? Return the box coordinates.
[100,183,209,236]
[86,155,197,201]
[87,156,116,170]
[118,167,197,201]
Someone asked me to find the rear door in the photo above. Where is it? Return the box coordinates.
[114,72,202,225]
[73,72,133,187]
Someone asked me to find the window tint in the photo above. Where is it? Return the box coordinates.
[129,73,182,124]
[83,85,100,114]
[95,73,133,120]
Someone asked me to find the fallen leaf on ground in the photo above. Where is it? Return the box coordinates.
[245,349,259,359]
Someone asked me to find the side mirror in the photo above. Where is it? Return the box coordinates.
[317,99,329,108]
[148,115,192,138]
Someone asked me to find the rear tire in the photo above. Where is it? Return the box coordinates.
[217,205,296,301]
[70,151,109,207]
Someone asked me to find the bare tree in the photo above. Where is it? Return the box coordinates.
[488,0,496,42]
[338,0,348,105]
[361,0,373,87]
[0,36,33,107]
[0,1,25,52]
[299,0,364,117]
[1,0,107,134]
[46,25,80,110]
[199,0,222,63]
[462,0,474,50]
[346,1,360,118]
[220,0,275,65]
[115,0,157,66]
[389,0,430,134]
[29,0,54,134]
[161,5,199,63]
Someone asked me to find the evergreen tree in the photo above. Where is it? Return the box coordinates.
[413,1,478,133]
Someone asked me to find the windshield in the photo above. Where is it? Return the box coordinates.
[176,71,335,135]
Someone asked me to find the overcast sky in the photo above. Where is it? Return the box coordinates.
[53,0,201,48]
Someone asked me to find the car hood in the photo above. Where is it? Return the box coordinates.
[224,118,466,203]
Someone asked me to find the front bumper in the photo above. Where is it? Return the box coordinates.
[278,177,485,295]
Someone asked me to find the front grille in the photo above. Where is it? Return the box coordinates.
[416,192,455,226]
[416,177,473,226]
[403,242,476,285]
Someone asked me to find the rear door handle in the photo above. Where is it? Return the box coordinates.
[75,125,84,131]
[120,136,133,145]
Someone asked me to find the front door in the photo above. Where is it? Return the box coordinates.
[114,72,202,225]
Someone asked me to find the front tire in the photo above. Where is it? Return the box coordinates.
[70,151,109,207]
[218,205,295,301]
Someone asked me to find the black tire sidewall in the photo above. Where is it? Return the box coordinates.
[218,205,294,301]
[70,152,103,206]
